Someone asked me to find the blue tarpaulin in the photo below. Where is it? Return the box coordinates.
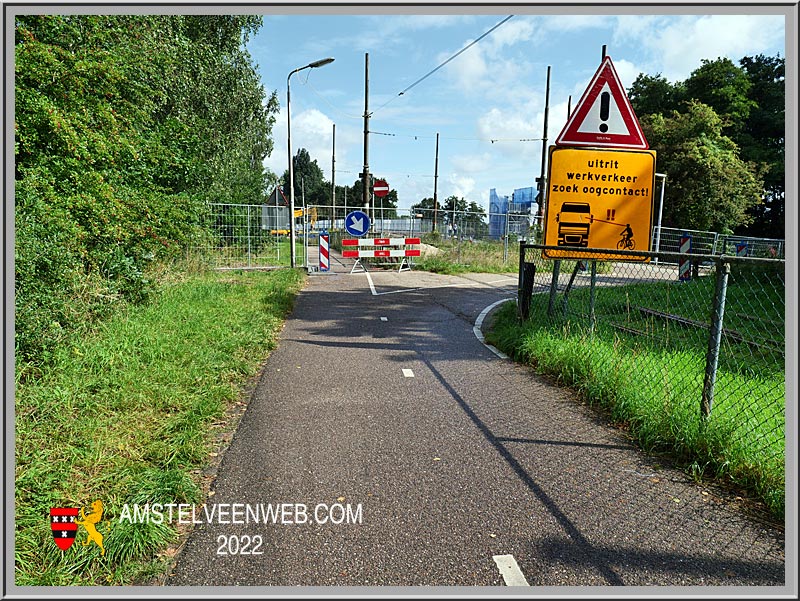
[489,187,536,239]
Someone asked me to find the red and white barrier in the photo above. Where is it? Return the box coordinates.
[342,238,421,247]
[341,248,421,258]
[341,238,420,272]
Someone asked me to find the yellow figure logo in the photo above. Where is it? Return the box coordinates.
[75,500,106,556]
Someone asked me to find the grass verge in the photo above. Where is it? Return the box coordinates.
[414,238,615,276]
[414,239,518,274]
[14,266,305,585]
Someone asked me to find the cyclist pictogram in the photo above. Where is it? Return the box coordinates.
[617,223,635,250]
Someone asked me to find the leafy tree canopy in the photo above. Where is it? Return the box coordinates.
[15,14,279,364]
[640,100,762,233]
[627,54,783,238]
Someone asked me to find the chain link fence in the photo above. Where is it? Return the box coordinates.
[515,243,785,514]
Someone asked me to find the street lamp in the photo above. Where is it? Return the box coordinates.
[287,57,335,268]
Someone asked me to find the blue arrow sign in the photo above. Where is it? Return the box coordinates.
[344,210,371,237]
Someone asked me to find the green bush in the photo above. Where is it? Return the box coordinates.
[14,15,277,366]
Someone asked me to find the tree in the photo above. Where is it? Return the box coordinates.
[410,197,441,223]
[14,15,278,363]
[640,100,763,233]
[737,54,785,237]
[442,195,468,214]
[628,73,684,117]
[464,201,488,236]
[684,58,756,137]
[281,148,326,206]
[627,54,784,238]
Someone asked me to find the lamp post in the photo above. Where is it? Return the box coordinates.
[287,57,335,268]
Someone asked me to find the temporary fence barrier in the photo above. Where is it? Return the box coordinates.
[341,237,421,273]
[187,204,785,272]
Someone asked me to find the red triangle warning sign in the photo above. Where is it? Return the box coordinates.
[556,56,649,149]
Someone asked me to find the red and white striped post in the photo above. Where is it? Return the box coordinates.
[319,230,330,272]
[679,234,692,281]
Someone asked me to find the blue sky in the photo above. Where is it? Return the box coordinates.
[247,10,787,212]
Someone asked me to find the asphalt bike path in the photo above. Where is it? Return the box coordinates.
[167,262,785,589]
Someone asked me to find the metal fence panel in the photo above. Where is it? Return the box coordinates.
[190,204,785,274]
[191,203,286,269]
[652,227,785,259]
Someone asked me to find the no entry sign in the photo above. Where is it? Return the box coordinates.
[372,179,390,197]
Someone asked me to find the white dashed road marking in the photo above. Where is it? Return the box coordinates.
[492,554,530,586]
[402,369,414,378]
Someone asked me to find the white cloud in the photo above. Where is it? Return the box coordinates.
[446,174,476,199]
[432,16,538,97]
[439,46,535,99]
[611,58,645,91]
[613,15,785,82]
[440,44,490,92]
[264,108,349,182]
[486,17,536,50]
[611,14,662,42]
[263,107,289,180]
[379,15,477,32]
[476,107,542,160]
[539,14,616,34]
[450,152,493,173]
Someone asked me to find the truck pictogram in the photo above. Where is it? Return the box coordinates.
[555,202,593,247]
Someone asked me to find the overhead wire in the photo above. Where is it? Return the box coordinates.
[299,70,363,120]
[370,130,542,144]
[371,14,515,115]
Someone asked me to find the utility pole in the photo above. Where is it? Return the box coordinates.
[433,132,439,233]
[362,53,371,218]
[536,65,551,234]
[331,123,336,229]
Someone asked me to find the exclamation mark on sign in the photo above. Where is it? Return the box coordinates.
[599,91,610,133]
[607,209,616,221]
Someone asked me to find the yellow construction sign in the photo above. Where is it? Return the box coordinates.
[543,146,656,260]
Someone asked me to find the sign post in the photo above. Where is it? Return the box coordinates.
[543,54,657,263]
[679,234,692,281]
